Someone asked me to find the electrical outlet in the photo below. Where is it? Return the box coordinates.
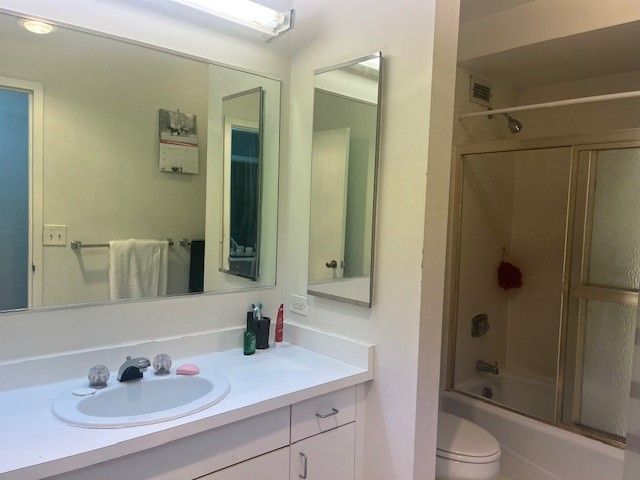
[43,225,67,246]
[289,294,308,316]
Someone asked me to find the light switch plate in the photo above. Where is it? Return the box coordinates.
[289,294,308,316]
[43,225,67,246]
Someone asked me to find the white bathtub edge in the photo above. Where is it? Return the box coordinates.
[441,390,625,480]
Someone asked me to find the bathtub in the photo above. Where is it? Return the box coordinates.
[456,372,555,422]
[441,390,625,480]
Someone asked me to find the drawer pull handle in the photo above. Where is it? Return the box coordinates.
[299,452,308,479]
[316,407,339,419]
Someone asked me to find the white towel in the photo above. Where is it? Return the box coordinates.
[109,239,168,301]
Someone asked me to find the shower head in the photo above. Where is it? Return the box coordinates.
[503,113,523,134]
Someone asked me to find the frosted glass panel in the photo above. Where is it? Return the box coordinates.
[580,300,636,437]
[589,148,640,291]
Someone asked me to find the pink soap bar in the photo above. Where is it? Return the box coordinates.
[176,363,200,375]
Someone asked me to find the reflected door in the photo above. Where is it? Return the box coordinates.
[0,88,29,311]
[309,128,350,283]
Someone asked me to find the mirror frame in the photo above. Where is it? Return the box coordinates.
[307,52,383,308]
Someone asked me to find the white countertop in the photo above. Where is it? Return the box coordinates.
[0,343,372,480]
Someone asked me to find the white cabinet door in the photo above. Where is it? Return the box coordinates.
[290,423,355,480]
[205,447,290,480]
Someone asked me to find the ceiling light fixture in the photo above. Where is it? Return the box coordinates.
[167,0,294,41]
[20,19,56,35]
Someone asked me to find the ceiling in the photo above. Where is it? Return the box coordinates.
[458,20,640,89]
[459,0,538,23]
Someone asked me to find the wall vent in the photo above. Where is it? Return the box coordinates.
[469,76,493,107]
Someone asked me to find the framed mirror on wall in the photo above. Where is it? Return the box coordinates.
[0,12,281,314]
[307,53,383,307]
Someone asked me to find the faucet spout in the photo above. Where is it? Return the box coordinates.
[476,359,499,375]
[117,356,151,382]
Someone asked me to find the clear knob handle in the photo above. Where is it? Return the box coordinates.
[88,364,110,389]
[153,353,172,375]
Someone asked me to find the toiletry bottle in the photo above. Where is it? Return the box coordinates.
[255,303,271,349]
[275,304,284,347]
[243,304,256,355]
[256,316,271,349]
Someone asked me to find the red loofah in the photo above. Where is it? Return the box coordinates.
[497,261,523,290]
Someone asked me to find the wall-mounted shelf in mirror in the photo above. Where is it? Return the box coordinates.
[307,52,383,308]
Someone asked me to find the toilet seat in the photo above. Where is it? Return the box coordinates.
[436,413,501,465]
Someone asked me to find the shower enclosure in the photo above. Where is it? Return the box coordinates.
[446,132,640,446]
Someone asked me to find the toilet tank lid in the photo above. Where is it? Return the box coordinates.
[437,413,501,459]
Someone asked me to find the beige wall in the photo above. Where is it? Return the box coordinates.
[454,152,514,383]
[0,15,209,306]
[453,149,571,383]
[458,0,640,63]
[507,148,571,380]
[516,70,640,139]
[452,67,517,145]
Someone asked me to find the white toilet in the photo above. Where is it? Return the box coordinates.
[436,413,501,480]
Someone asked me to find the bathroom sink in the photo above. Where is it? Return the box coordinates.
[52,370,230,428]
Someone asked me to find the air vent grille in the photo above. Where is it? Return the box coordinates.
[469,76,493,107]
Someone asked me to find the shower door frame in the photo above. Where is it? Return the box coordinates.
[444,128,640,448]
[566,140,640,443]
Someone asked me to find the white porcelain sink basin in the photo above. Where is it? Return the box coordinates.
[52,370,230,428]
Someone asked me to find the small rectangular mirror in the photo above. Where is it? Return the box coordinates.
[220,88,264,281]
[307,53,382,307]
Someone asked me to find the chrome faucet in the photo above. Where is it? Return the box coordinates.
[117,356,151,382]
[476,359,499,375]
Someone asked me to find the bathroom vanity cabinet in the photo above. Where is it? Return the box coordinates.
[50,386,358,480]
[1,331,373,480]
[212,424,355,480]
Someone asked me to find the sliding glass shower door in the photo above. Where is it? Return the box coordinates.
[564,145,640,441]
[449,141,640,446]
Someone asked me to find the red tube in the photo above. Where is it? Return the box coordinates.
[275,304,284,345]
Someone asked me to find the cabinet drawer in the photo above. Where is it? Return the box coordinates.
[291,386,356,443]
[203,447,290,480]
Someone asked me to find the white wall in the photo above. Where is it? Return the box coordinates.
[0,0,291,362]
[286,0,459,478]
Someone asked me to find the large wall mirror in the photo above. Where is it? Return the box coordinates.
[307,53,382,307]
[0,12,280,313]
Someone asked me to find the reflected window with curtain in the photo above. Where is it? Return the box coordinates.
[229,127,260,278]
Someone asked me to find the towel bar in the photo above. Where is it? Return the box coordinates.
[70,239,175,250]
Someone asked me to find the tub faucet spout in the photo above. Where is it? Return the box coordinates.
[476,359,499,375]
